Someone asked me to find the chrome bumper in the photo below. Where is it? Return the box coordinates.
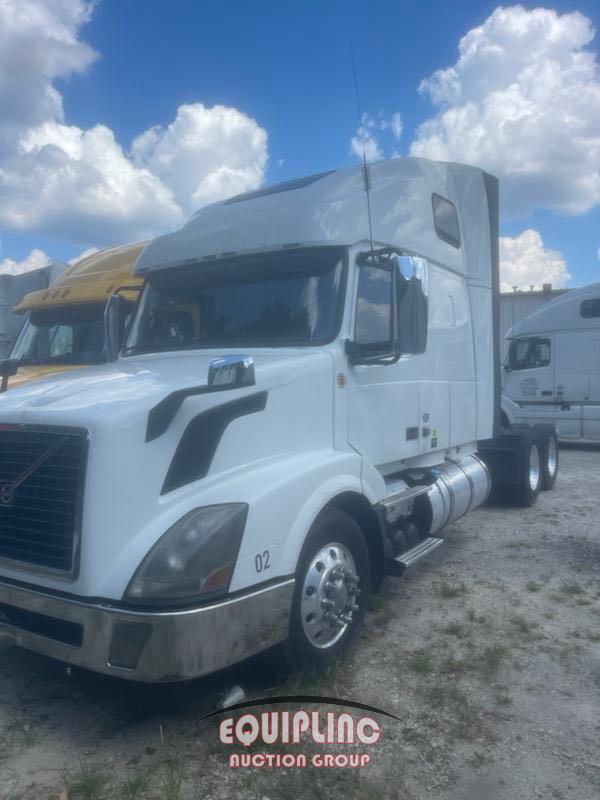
[0,579,294,682]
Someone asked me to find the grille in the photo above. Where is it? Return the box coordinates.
[0,426,87,574]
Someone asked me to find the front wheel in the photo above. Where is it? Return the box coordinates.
[281,507,370,673]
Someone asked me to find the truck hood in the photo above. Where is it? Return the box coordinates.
[0,349,330,429]
[0,347,336,598]
[4,363,84,392]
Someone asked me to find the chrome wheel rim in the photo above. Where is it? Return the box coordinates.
[300,542,360,649]
[547,437,557,478]
[529,443,541,491]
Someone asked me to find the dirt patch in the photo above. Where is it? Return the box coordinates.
[1,446,599,799]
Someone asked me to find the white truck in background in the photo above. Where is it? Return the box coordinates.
[502,283,600,443]
[0,158,558,682]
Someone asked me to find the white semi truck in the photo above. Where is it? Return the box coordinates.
[502,283,600,442]
[0,158,558,682]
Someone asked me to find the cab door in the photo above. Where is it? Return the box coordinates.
[346,254,427,472]
[504,336,555,404]
[503,335,575,433]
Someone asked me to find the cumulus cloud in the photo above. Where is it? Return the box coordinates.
[131,103,268,215]
[410,6,600,217]
[0,0,97,149]
[389,112,403,140]
[69,246,98,264]
[0,121,182,244]
[0,244,102,276]
[350,127,382,163]
[350,112,403,162]
[499,229,570,292]
[0,0,268,249]
[0,248,50,276]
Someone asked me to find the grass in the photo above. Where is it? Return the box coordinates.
[368,590,395,614]
[65,765,109,800]
[526,581,541,592]
[428,686,475,738]
[441,657,467,674]
[443,622,465,637]
[279,662,339,696]
[549,592,569,604]
[2,784,20,800]
[494,692,512,706]
[483,643,508,673]
[560,583,584,595]
[401,726,426,745]
[439,581,467,599]
[161,761,184,800]
[408,651,434,674]
[469,750,492,767]
[509,614,532,634]
[118,774,149,800]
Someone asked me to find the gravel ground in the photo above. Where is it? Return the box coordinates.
[0,445,599,800]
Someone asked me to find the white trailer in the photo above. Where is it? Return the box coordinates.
[0,158,557,681]
[0,262,67,359]
[502,283,600,442]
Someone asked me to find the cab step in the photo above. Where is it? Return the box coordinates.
[394,536,444,568]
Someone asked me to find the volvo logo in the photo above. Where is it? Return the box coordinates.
[0,482,15,507]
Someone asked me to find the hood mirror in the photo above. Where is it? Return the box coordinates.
[0,359,18,393]
[208,355,255,388]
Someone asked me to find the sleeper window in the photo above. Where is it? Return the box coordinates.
[580,298,600,318]
[432,194,461,248]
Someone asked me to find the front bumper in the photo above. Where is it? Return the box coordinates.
[0,578,294,682]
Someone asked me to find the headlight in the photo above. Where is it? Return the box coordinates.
[125,504,248,605]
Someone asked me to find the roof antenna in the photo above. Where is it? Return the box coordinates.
[351,43,375,255]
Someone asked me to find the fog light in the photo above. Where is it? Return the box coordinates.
[108,622,152,670]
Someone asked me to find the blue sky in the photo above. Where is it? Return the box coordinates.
[0,0,599,289]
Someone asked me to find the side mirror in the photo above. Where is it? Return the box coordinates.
[0,359,19,393]
[104,294,127,362]
[504,363,512,372]
[208,355,255,388]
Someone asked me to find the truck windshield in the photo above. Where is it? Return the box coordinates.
[124,247,345,354]
[10,304,107,365]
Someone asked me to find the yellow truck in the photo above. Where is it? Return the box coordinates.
[0,241,146,391]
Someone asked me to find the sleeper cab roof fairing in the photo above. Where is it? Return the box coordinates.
[135,157,497,288]
[14,241,148,314]
[508,282,600,339]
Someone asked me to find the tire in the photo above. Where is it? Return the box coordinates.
[515,431,542,507]
[539,429,559,490]
[280,507,370,674]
